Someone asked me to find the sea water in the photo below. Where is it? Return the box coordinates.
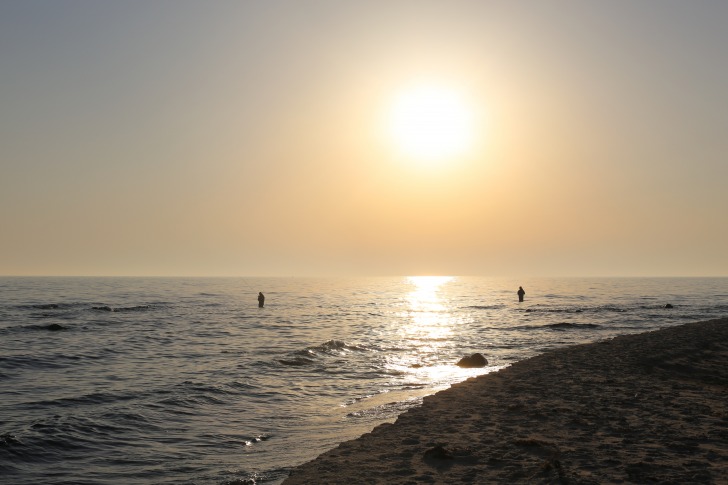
[1,276,726,484]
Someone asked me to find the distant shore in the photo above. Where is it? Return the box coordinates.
[284,318,728,484]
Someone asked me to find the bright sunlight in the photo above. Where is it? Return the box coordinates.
[389,85,474,162]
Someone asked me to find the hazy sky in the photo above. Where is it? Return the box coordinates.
[2,1,727,277]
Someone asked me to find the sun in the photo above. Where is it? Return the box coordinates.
[388,85,474,162]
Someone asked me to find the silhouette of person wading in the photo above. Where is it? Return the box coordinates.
[258,292,265,308]
[517,286,525,302]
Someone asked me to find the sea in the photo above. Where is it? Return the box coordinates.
[1,276,727,484]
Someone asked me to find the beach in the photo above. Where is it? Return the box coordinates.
[284,317,728,484]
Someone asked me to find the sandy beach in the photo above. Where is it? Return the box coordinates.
[284,318,728,484]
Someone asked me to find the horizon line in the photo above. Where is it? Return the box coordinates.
[1,274,726,279]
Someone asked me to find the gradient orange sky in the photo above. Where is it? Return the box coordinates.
[2,1,727,277]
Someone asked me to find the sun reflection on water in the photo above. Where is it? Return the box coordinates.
[385,276,496,390]
[402,276,454,341]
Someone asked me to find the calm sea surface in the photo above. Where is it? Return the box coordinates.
[1,276,727,484]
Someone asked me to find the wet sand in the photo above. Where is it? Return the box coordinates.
[284,318,728,484]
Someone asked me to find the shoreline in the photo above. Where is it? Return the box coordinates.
[283,318,728,484]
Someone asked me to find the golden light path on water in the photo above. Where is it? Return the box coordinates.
[338,276,500,428]
[392,276,496,389]
[402,276,455,342]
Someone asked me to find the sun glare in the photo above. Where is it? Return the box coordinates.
[403,276,455,340]
[389,85,474,162]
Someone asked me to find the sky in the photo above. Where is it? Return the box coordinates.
[1,1,727,277]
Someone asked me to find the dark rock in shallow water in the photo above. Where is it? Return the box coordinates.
[665,304,674,309]
[456,353,488,368]
[46,324,65,331]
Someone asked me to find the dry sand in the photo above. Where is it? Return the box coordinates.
[283,318,728,484]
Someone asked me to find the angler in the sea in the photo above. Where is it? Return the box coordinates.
[517,286,525,302]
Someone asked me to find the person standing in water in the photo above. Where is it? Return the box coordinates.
[258,292,265,308]
[517,286,525,302]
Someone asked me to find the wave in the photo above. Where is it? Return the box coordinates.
[31,303,62,310]
[91,305,153,312]
[0,413,149,468]
[27,323,68,331]
[307,339,370,354]
[0,354,76,371]
[524,307,583,314]
[276,339,371,367]
[158,394,228,407]
[91,306,113,312]
[523,303,683,315]
[18,302,159,313]
[26,390,138,409]
[509,322,601,331]
[0,347,121,371]
[345,397,422,420]
[638,303,683,309]
[278,356,316,366]
[243,434,270,447]
[177,381,243,397]
[545,322,600,330]
[19,302,85,311]
[524,305,623,314]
